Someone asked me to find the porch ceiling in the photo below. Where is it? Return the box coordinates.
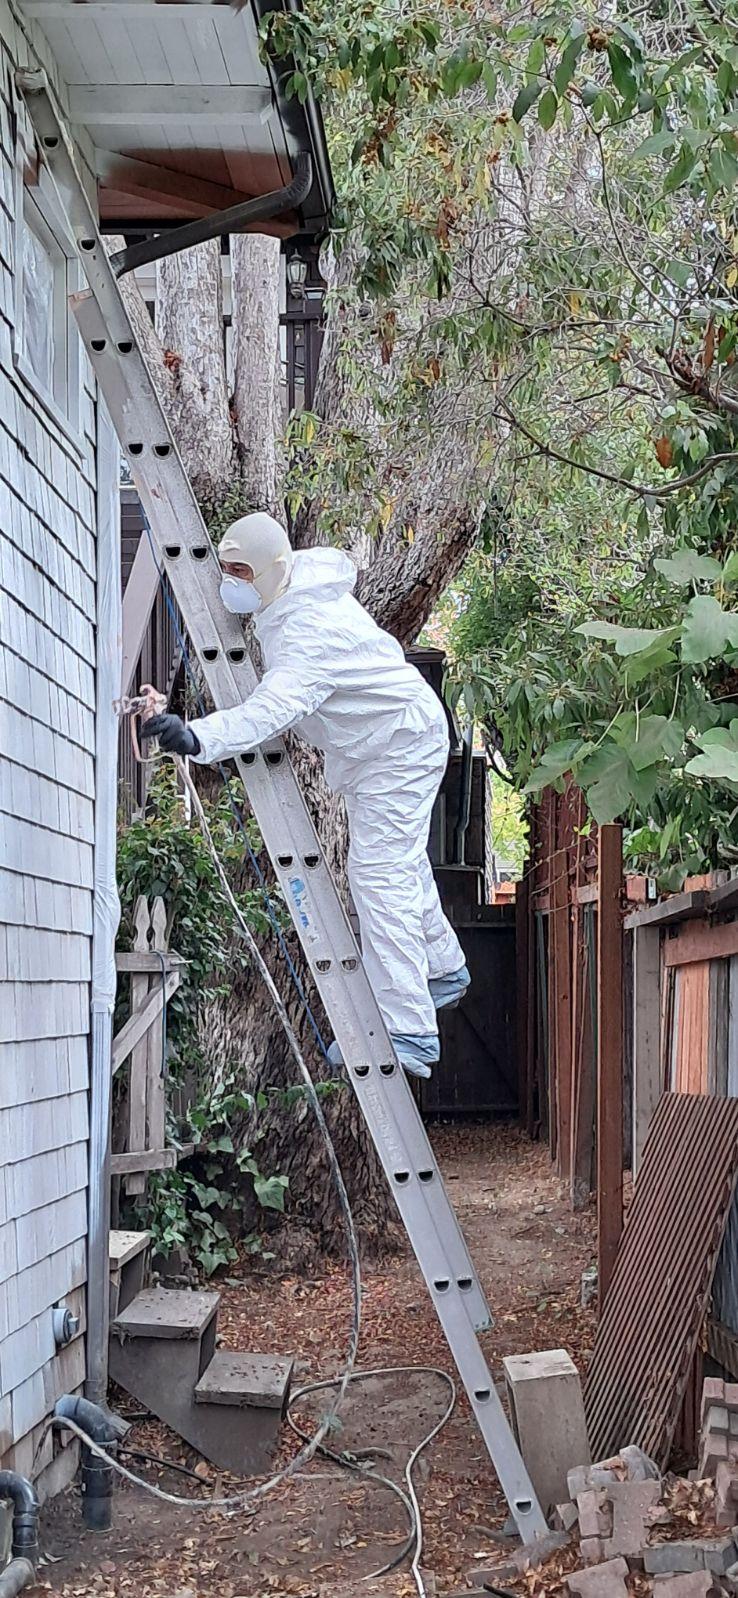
[19,0,333,237]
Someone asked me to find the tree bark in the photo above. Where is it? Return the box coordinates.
[231,232,283,515]
[155,240,236,517]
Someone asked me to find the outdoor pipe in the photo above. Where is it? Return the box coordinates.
[55,1397,118,1532]
[452,724,474,866]
[0,1474,39,1565]
[109,153,313,278]
[0,1560,35,1597]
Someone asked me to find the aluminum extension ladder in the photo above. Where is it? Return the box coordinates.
[19,71,546,1541]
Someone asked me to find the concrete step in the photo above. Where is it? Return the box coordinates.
[109,1289,292,1476]
[112,1287,219,1342]
[195,1350,293,1410]
[109,1230,152,1320]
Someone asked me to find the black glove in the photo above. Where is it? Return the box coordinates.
[141,713,200,757]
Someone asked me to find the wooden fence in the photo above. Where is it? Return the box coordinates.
[112,896,187,1204]
[521,785,738,1439]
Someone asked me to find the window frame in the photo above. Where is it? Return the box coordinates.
[13,149,84,455]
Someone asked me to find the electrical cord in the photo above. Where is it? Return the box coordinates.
[287,1366,456,1585]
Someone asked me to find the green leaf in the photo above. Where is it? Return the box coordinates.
[526,37,545,75]
[685,749,738,784]
[710,144,738,191]
[522,738,584,794]
[623,636,678,686]
[253,1173,289,1213]
[681,595,738,663]
[583,753,633,824]
[538,88,558,130]
[628,715,685,771]
[654,547,723,585]
[607,42,637,101]
[554,35,585,98]
[576,620,679,656]
[632,130,676,159]
[664,143,699,193]
[512,80,543,122]
[723,551,738,584]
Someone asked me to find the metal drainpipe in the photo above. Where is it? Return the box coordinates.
[452,725,475,866]
[0,1470,39,1598]
[86,404,123,1408]
[0,1475,39,1565]
[0,1562,35,1598]
[55,1399,119,1532]
[108,154,312,279]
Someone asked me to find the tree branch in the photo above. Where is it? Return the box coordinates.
[497,399,738,500]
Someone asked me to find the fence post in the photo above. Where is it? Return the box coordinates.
[597,823,624,1306]
[632,922,661,1176]
[552,847,572,1181]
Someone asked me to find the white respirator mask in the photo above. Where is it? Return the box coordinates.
[219,576,262,615]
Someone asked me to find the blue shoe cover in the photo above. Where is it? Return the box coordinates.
[389,1032,440,1080]
[326,1034,439,1080]
[429,964,470,1011]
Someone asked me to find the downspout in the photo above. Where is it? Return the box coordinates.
[86,402,123,1407]
[108,155,312,279]
[0,1473,39,1596]
[55,1398,119,1532]
[453,725,475,866]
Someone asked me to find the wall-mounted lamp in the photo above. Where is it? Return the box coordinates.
[286,255,308,297]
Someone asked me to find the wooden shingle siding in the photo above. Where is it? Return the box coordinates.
[0,0,105,1486]
[0,871,93,936]
[0,1037,88,1108]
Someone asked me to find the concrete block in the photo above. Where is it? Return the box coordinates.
[725,1385,738,1412]
[652,1577,716,1598]
[700,1435,729,1477]
[554,1502,579,1533]
[702,1380,726,1422]
[645,1545,711,1576]
[604,1480,661,1561]
[697,1537,737,1575]
[504,1350,590,1516]
[581,1539,605,1565]
[567,1557,629,1598]
[578,1491,612,1539]
[705,1407,730,1436]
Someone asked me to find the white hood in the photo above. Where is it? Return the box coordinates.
[276,547,357,603]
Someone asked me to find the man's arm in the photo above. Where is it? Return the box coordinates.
[187,663,332,765]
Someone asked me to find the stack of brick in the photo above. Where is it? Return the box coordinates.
[700,1380,738,1486]
[462,1381,738,1598]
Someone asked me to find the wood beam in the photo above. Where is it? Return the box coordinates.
[552,847,572,1182]
[26,2,232,14]
[597,823,624,1309]
[112,970,180,1074]
[111,1150,177,1176]
[96,151,252,218]
[632,922,661,1177]
[69,85,272,127]
[663,919,738,968]
[121,531,160,698]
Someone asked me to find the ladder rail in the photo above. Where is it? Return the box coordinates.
[18,70,547,1541]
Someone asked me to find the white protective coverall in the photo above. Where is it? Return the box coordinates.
[188,546,465,1047]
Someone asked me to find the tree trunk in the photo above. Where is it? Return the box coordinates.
[155,240,236,517]
[231,232,283,515]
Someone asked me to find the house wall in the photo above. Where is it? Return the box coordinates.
[0,0,100,1494]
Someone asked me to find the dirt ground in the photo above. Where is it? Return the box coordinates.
[37,1123,596,1598]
